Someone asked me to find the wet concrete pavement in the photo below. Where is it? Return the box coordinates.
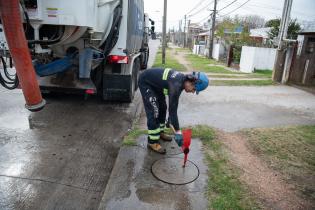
[0,39,161,209]
[98,135,208,210]
[0,90,143,209]
[179,85,315,131]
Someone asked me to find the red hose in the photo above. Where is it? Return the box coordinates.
[0,0,45,111]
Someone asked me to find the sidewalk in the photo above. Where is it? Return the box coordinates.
[98,135,208,210]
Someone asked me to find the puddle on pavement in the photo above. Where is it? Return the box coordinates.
[0,111,30,130]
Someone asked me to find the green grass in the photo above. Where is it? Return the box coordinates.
[252,69,273,78]
[152,48,186,71]
[174,48,192,53]
[185,54,236,74]
[192,125,260,210]
[122,129,146,146]
[211,79,274,86]
[243,125,315,201]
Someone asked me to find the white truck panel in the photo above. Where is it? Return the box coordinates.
[27,0,119,34]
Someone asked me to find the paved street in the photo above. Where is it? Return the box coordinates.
[0,40,160,210]
[179,85,315,131]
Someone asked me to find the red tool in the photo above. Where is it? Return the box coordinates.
[182,129,192,168]
[169,125,192,167]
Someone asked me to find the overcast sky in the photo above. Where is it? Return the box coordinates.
[144,0,315,32]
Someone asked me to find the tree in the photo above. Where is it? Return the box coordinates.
[216,16,250,45]
[265,18,301,40]
[240,15,265,29]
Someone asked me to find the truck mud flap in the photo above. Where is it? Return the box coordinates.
[103,74,134,102]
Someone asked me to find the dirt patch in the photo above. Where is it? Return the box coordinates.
[217,130,314,209]
[171,48,191,71]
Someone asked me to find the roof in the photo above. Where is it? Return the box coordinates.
[198,31,210,36]
[299,28,315,34]
[250,27,271,39]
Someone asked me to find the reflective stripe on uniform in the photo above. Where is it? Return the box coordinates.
[160,123,165,131]
[148,134,160,140]
[162,68,171,80]
[148,128,160,134]
[163,88,168,96]
[162,69,171,95]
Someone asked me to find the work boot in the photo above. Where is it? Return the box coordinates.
[160,132,172,142]
[147,142,166,154]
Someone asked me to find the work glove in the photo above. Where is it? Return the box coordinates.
[174,133,183,147]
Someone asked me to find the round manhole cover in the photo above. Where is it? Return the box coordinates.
[151,157,199,185]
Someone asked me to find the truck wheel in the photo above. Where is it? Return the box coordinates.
[141,49,149,70]
[126,59,138,102]
[134,58,140,91]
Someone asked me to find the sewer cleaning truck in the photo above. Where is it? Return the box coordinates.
[0,0,153,111]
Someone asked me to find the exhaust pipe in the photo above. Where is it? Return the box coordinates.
[0,0,45,111]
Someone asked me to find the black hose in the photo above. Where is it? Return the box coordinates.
[0,56,19,90]
[101,3,122,56]
[20,1,31,34]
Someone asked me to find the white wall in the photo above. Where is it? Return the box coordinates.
[212,44,220,60]
[240,46,276,73]
[212,43,224,61]
[193,45,205,55]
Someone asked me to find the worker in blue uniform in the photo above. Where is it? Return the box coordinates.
[138,68,209,154]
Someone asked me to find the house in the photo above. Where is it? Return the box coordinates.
[249,27,271,44]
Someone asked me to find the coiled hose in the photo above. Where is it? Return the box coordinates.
[0,56,19,90]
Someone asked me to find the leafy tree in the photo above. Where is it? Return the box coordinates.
[216,16,250,45]
[265,18,301,39]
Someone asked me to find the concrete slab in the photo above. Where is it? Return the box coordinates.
[0,91,143,210]
[178,85,315,132]
[98,135,208,210]
[0,38,160,210]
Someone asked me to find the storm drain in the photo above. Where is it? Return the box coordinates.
[151,157,199,185]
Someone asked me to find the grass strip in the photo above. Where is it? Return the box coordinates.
[211,79,274,86]
[122,129,147,146]
[152,48,186,71]
[242,125,315,201]
[192,125,260,210]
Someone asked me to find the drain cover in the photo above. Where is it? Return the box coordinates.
[151,157,199,185]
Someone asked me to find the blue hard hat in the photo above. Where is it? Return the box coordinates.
[194,72,209,94]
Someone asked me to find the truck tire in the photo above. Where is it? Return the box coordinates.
[134,58,140,91]
[126,58,140,102]
[141,49,149,70]
[102,58,140,102]
[127,66,136,102]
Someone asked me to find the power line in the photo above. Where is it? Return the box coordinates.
[218,0,238,12]
[185,0,208,15]
[196,14,212,24]
[188,0,214,18]
[219,0,251,17]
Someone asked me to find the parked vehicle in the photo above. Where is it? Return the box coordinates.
[0,0,153,102]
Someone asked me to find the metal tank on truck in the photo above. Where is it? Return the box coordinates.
[0,0,152,107]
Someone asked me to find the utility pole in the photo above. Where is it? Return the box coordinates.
[272,0,293,82]
[208,0,217,59]
[186,19,190,49]
[179,20,182,46]
[183,15,187,48]
[162,0,167,64]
